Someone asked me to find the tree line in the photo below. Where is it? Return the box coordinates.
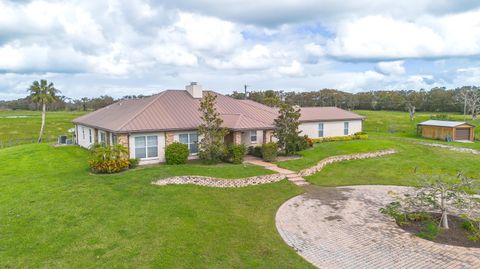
[229,86,480,120]
[3,84,480,119]
[0,94,149,111]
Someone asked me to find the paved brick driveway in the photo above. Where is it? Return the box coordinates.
[275,185,480,269]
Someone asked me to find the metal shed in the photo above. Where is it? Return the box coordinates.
[417,120,475,141]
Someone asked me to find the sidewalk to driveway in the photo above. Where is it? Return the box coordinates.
[244,156,310,186]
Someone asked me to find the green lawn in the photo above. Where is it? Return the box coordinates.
[3,109,480,267]
[0,144,311,268]
[302,138,479,187]
[0,110,86,148]
[357,109,480,140]
[276,139,396,171]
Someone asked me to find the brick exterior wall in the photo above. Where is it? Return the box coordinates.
[117,134,129,152]
[233,131,242,144]
[165,132,175,146]
[263,130,273,143]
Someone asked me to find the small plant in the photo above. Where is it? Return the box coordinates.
[89,144,130,173]
[304,135,313,148]
[261,142,278,162]
[380,201,409,225]
[381,172,479,230]
[311,134,368,143]
[417,220,440,240]
[248,145,263,157]
[225,144,246,164]
[128,158,140,169]
[462,218,480,242]
[165,142,189,165]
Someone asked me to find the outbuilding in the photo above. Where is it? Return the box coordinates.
[417,120,475,141]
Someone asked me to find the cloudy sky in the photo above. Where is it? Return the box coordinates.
[1,0,480,100]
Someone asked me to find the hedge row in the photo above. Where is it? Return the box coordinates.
[311,132,368,143]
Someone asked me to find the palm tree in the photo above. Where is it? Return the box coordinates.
[27,80,61,143]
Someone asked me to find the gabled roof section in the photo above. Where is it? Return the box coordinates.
[299,107,365,122]
[73,90,367,133]
[418,120,475,128]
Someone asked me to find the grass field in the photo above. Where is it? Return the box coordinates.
[1,109,480,267]
[0,110,86,148]
[358,110,480,140]
[0,144,311,268]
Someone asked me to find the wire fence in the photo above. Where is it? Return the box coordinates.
[0,136,58,149]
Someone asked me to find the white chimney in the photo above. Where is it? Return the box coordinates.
[186,82,203,98]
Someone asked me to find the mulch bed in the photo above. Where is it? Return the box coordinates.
[399,213,480,248]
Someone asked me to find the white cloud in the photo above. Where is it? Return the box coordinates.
[1,0,480,100]
[376,61,406,76]
[278,60,304,76]
[326,11,480,60]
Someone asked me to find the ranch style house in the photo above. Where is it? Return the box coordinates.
[72,83,365,164]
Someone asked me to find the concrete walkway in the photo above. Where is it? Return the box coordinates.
[244,156,310,186]
[276,185,480,269]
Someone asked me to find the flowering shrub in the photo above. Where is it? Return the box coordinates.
[88,144,130,174]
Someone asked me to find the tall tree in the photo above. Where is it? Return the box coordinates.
[198,93,229,164]
[27,80,60,143]
[274,103,301,155]
[466,89,480,120]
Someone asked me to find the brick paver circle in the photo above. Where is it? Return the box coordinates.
[275,185,480,269]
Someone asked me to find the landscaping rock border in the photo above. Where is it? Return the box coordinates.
[152,149,397,188]
[419,142,480,155]
[298,149,397,177]
[152,174,285,188]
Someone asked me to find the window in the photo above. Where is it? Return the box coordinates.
[82,127,85,140]
[89,129,92,143]
[134,135,158,159]
[250,130,257,143]
[344,122,349,135]
[318,123,324,137]
[111,134,117,145]
[99,131,106,145]
[179,132,198,154]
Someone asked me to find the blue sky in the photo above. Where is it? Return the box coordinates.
[1,0,480,100]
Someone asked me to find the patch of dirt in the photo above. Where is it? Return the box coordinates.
[302,186,353,210]
[399,213,480,248]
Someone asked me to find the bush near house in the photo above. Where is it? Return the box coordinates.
[312,132,368,143]
[88,144,130,173]
[262,142,278,162]
[225,144,247,164]
[165,142,189,165]
[248,145,263,157]
[128,158,140,169]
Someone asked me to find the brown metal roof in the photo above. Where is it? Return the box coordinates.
[299,107,365,122]
[73,90,364,133]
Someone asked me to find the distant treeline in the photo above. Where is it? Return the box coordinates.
[0,94,149,111]
[1,87,479,115]
[230,86,479,114]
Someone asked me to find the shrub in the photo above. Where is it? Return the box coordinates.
[225,144,246,164]
[430,114,452,121]
[248,145,263,157]
[417,221,440,240]
[89,159,130,174]
[88,144,130,174]
[304,135,313,148]
[261,142,278,162]
[311,133,368,143]
[165,142,189,165]
[296,136,309,151]
[462,217,480,242]
[128,158,140,169]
